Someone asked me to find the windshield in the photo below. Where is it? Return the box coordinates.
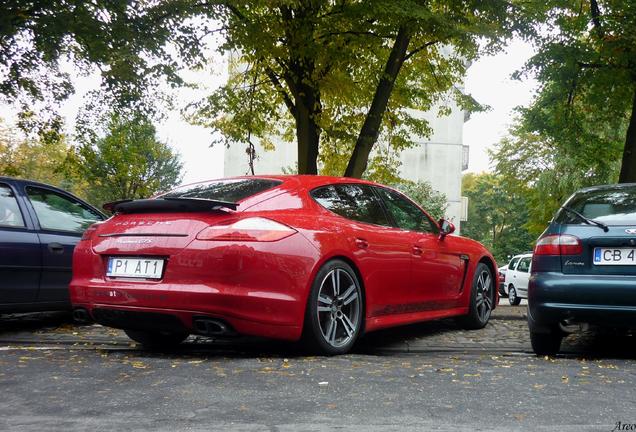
[163,179,282,203]
[557,186,636,225]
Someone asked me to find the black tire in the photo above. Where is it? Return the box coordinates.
[124,329,189,349]
[530,330,562,356]
[303,259,363,355]
[457,263,494,330]
[508,285,521,306]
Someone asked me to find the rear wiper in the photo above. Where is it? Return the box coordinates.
[560,206,609,232]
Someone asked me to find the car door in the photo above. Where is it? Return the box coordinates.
[23,185,104,303]
[374,187,465,310]
[311,184,413,316]
[514,256,531,297]
[0,182,41,305]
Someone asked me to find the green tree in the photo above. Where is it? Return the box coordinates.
[515,0,636,182]
[188,0,527,177]
[66,114,183,205]
[0,1,211,133]
[490,119,621,236]
[0,118,73,188]
[394,180,448,221]
[461,173,534,264]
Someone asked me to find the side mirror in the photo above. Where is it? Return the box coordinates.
[438,218,455,239]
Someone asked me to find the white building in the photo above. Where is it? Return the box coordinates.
[224,101,468,231]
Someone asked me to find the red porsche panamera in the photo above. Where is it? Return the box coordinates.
[70,176,497,354]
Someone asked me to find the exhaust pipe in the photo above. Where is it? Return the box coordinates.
[193,318,235,336]
[73,308,93,324]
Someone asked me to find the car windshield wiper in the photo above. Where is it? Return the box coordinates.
[560,206,609,232]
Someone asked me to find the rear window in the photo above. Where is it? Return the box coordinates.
[557,186,636,225]
[163,179,282,203]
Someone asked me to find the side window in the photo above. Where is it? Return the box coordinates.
[517,257,531,273]
[0,184,25,228]
[374,187,437,234]
[508,257,521,270]
[311,184,390,226]
[26,186,102,234]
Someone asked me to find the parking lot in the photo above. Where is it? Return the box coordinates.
[1,303,635,432]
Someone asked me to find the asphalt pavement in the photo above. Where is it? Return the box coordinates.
[1,304,635,431]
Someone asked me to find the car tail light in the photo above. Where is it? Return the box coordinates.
[196,217,297,242]
[81,224,100,241]
[534,234,582,255]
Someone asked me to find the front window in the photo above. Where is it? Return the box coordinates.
[508,256,521,270]
[557,186,636,225]
[163,178,282,203]
[26,186,102,233]
[374,187,437,234]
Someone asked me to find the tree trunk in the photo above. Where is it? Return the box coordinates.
[344,25,412,178]
[619,86,636,183]
[294,83,321,175]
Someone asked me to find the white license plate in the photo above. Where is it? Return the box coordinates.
[593,248,636,265]
[107,257,164,279]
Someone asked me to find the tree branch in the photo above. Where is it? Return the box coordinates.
[404,40,438,61]
[590,0,605,39]
[264,68,296,117]
[316,30,384,41]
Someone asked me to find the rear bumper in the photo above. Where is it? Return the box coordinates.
[72,303,302,340]
[528,272,636,331]
[70,277,306,341]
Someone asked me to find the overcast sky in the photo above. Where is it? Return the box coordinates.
[0,39,538,184]
[464,39,538,174]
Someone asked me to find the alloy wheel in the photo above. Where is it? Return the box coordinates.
[474,269,493,323]
[316,268,361,348]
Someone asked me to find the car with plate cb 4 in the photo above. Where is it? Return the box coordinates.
[529,183,636,355]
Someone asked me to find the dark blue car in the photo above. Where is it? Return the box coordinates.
[528,183,636,355]
[0,177,105,313]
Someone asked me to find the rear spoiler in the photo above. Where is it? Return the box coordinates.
[103,197,239,213]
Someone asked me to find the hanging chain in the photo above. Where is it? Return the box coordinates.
[245,64,258,175]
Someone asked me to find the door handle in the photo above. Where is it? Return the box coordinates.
[48,242,64,254]
[355,238,369,249]
[412,245,423,256]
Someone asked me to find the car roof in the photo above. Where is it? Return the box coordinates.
[0,176,104,215]
[174,174,379,191]
[0,175,63,189]
[511,253,532,259]
[575,183,636,194]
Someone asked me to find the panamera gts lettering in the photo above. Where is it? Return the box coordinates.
[116,239,152,244]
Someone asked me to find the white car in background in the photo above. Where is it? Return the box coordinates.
[503,253,532,306]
